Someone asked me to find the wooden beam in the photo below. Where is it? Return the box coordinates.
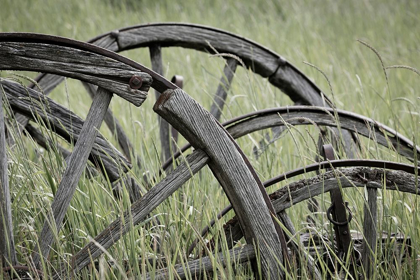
[0,85,17,266]
[33,87,113,266]
[154,88,286,279]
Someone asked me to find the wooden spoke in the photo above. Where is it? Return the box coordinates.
[209,58,238,120]
[33,87,113,266]
[0,86,17,266]
[82,82,141,168]
[362,187,378,278]
[149,45,173,163]
[63,149,209,276]
[1,80,130,182]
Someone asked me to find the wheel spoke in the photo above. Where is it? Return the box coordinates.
[362,187,378,278]
[209,58,238,120]
[82,82,141,168]
[0,85,17,266]
[64,149,209,276]
[149,45,173,162]
[33,87,113,266]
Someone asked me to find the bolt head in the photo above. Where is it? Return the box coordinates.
[129,75,143,89]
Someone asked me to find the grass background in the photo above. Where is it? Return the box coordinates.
[1,0,420,279]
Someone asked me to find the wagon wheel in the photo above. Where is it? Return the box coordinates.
[24,23,356,170]
[0,34,292,279]
[180,106,419,278]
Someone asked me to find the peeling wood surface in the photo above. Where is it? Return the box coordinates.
[0,41,151,106]
[154,88,285,279]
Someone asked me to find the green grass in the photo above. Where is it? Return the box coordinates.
[1,0,420,279]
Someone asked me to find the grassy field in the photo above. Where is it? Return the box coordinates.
[1,0,420,279]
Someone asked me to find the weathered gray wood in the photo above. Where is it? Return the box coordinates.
[1,80,129,181]
[362,187,377,278]
[33,87,113,266]
[164,105,419,184]
[114,23,355,155]
[210,58,238,120]
[225,107,418,161]
[214,166,417,258]
[271,168,418,213]
[149,45,173,163]
[87,32,119,52]
[82,82,140,167]
[148,244,255,280]
[15,33,120,132]
[62,149,209,277]
[0,85,17,266]
[154,88,285,279]
[0,42,151,106]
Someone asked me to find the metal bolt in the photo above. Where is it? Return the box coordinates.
[343,231,348,235]
[129,75,143,89]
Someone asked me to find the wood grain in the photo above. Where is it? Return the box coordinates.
[362,187,378,278]
[1,80,130,181]
[225,107,418,161]
[33,87,113,266]
[0,41,151,106]
[210,58,238,120]
[154,88,285,279]
[0,84,17,266]
[271,168,419,212]
[82,82,140,167]
[149,45,173,162]
[62,149,209,276]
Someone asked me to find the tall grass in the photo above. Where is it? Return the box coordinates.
[1,0,419,279]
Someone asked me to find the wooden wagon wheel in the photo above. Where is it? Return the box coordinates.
[179,106,419,278]
[25,23,356,169]
[1,27,416,279]
[0,33,292,279]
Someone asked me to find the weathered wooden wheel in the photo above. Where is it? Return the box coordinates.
[26,23,357,168]
[0,32,290,279]
[0,25,418,280]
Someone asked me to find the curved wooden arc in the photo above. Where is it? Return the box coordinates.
[1,80,129,181]
[28,23,355,161]
[191,160,419,253]
[163,105,419,172]
[0,32,173,94]
[270,166,419,212]
[0,33,153,106]
[154,88,286,279]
